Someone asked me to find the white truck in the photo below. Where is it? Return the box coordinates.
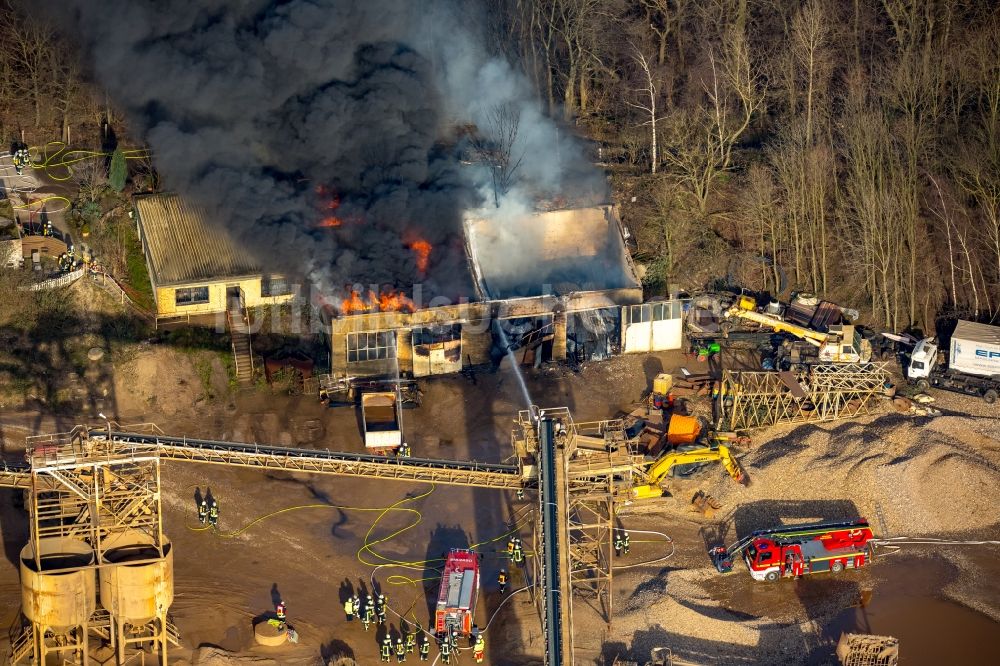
[361,391,403,452]
[908,320,1000,403]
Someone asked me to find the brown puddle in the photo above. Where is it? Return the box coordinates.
[822,554,1000,664]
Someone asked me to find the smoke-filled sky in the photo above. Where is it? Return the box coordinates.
[35,0,605,301]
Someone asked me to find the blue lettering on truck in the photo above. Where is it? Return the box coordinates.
[975,349,1000,358]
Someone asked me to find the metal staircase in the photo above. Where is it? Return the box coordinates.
[227,295,254,385]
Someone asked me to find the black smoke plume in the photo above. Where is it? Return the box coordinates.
[34,0,604,302]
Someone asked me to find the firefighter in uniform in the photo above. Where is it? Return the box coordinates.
[614,531,624,557]
[343,596,354,621]
[380,636,392,662]
[395,637,406,662]
[506,537,515,558]
[418,634,430,661]
[622,531,630,555]
[198,500,208,525]
[497,569,507,594]
[474,634,486,663]
[208,499,219,527]
[512,538,524,566]
[397,442,411,457]
[405,626,416,653]
[362,595,375,630]
[440,638,451,664]
[375,592,387,624]
[275,601,286,626]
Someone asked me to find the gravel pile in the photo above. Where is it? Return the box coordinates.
[709,411,1000,537]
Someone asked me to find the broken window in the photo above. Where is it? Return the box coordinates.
[262,275,293,297]
[175,286,209,306]
[347,331,396,363]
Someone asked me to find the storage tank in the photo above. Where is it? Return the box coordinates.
[99,532,173,624]
[19,538,97,631]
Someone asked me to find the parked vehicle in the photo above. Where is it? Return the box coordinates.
[434,549,480,637]
[907,320,1000,403]
[710,519,875,582]
[361,391,403,452]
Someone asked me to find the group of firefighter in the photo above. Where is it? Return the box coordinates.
[337,512,633,662]
[10,142,29,175]
[343,590,441,662]
[343,584,490,663]
[196,496,220,528]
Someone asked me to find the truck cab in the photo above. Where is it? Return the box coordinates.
[907,337,938,379]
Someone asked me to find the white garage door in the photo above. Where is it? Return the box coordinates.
[623,301,683,353]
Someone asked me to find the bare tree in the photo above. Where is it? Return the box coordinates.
[661,25,765,214]
[791,0,830,145]
[0,3,56,129]
[627,46,662,174]
[474,103,525,207]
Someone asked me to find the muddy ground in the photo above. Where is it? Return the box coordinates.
[1,307,999,665]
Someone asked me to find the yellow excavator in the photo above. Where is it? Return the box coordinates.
[630,443,746,499]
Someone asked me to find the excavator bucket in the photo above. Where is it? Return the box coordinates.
[717,444,748,485]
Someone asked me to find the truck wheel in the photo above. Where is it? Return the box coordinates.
[831,561,845,574]
[916,379,930,391]
[764,570,780,582]
[984,389,998,405]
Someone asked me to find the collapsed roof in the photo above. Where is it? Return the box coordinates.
[463,204,639,301]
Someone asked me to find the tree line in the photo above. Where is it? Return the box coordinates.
[493,0,1000,331]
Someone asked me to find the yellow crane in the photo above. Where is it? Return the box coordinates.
[724,296,871,364]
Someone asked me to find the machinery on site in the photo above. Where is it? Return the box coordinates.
[686,292,871,370]
[709,519,875,582]
[434,549,480,638]
[723,296,872,368]
[907,320,1000,403]
[630,443,745,499]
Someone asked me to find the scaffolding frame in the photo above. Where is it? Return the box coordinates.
[719,363,889,430]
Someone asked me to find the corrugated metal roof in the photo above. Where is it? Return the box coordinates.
[134,193,260,286]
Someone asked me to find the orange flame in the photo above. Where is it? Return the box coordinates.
[314,185,345,228]
[340,289,415,315]
[409,239,432,274]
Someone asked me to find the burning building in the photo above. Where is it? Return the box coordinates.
[327,203,685,378]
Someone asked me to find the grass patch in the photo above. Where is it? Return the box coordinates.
[220,352,238,389]
[193,354,215,400]
[124,231,155,311]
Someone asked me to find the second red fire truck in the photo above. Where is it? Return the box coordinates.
[435,549,480,637]
[710,519,876,582]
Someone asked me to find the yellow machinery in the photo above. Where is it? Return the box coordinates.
[725,297,871,363]
[631,444,746,499]
[726,298,827,346]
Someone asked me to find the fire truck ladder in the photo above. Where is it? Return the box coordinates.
[718,519,874,557]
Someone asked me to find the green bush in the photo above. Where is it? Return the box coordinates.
[109,148,127,192]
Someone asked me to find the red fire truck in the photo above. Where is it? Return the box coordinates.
[710,519,875,582]
[434,549,480,636]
